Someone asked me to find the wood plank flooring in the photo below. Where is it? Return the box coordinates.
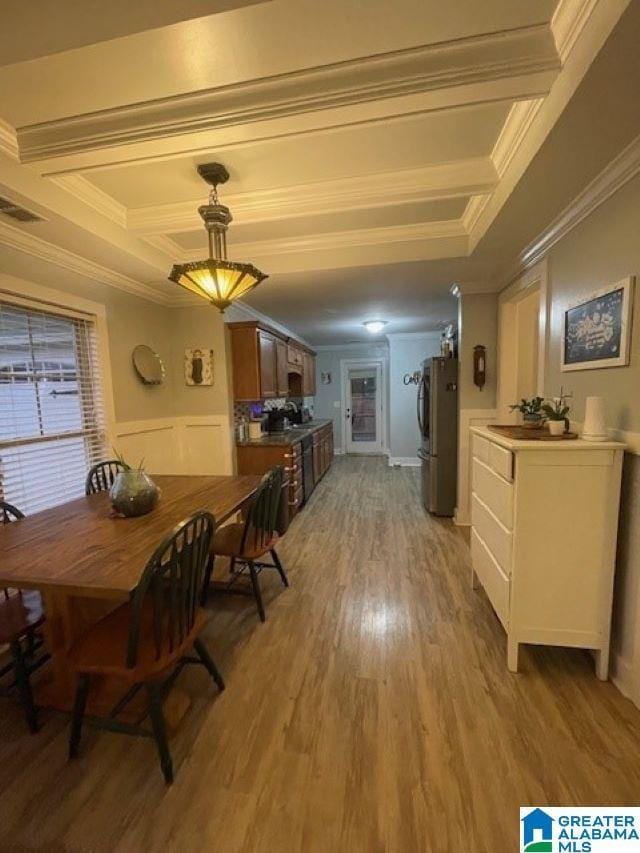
[1,456,640,852]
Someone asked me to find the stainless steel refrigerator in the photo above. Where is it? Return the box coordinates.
[417,357,458,516]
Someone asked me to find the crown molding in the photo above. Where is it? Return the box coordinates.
[17,25,559,168]
[551,0,600,63]
[466,0,629,255]
[0,218,169,305]
[313,341,390,352]
[166,219,468,262]
[513,132,640,277]
[50,174,127,228]
[224,301,312,347]
[450,281,499,297]
[491,97,544,177]
[127,157,498,234]
[461,194,492,233]
[0,119,19,161]
[386,331,443,341]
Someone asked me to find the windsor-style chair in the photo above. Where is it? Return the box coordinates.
[67,511,225,784]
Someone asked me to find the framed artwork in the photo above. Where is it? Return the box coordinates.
[184,348,214,385]
[561,276,635,371]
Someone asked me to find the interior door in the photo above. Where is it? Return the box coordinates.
[345,365,382,454]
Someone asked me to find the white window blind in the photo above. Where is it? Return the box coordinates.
[0,299,107,515]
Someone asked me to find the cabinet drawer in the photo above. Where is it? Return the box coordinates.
[472,458,514,530]
[471,494,512,575]
[472,433,491,464]
[471,529,510,629]
[489,443,514,482]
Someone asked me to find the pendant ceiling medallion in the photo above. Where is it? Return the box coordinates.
[169,163,268,312]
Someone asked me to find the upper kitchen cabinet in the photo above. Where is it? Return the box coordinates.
[302,351,316,396]
[228,322,316,401]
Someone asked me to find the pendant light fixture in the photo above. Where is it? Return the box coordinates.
[169,163,268,312]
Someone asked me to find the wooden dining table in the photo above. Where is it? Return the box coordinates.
[0,474,261,716]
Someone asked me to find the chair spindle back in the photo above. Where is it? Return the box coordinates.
[0,501,25,598]
[240,466,284,555]
[85,460,127,495]
[126,512,216,668]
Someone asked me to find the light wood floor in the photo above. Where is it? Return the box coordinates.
[2,456,640,852]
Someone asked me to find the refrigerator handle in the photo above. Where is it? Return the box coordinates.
[417,376,425,435]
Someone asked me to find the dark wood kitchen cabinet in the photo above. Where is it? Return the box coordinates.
[312,422,333,482]
[302,351,316,396]
[275,338,289,396]
[228,321,317,402]
[258,330,277,398]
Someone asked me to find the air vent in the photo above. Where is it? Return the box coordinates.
[0,196,44,223]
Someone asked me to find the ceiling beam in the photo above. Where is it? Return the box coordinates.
[17,24,560,175]
[127,157,498,235]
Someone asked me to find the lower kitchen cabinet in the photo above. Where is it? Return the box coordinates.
[312,423,334,483]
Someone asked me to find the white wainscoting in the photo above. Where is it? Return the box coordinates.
[114,415,234,476]
[455,407,498,526]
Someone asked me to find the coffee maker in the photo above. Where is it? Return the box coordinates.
[266,408,290,433]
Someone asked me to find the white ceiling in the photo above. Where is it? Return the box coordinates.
[0,0,635,344]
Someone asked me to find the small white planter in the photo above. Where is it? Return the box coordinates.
[547,420,565,436]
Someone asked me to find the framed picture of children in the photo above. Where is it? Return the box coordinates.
[561,276,634,371]
[185,348,214,385]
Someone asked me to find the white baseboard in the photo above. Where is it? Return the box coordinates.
[388,456,421,467]
[333,447,345,455]
[611,651,640,708]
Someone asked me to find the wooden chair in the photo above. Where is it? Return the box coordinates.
[85,459,127,495]
[67,511,224,784]
[0,501,49,733]
[204,467,289,622]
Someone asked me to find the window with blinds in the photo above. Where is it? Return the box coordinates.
[0,299,107,515]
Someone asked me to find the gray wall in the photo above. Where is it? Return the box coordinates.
[388,333,441,460]
[458,293,498,411]
[0,264,231,424]
[314,343,389,451]
[539,173,640,703]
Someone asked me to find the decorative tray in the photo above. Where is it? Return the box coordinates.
[487,425,578,441]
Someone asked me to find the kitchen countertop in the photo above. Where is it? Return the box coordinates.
[236,419,333,447]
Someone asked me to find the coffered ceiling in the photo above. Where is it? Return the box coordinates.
[0,0,634,343]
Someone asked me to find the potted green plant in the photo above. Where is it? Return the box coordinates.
[542,394,571,436]
[109,451,159,517]
[510,396,544,428]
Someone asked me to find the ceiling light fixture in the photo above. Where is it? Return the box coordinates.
[169,163,268,312]
[364,320,387,334]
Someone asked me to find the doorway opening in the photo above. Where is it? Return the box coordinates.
[340,359,386,455]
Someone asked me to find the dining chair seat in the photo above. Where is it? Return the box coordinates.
[212,523,279,561]
[204,467,289,622]
[68,598,207,683]
[0,501,50,733]
[0,590,44,645]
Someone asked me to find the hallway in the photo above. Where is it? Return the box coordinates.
[1,457,639,852]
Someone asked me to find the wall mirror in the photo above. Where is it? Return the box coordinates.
[132,345,165,385]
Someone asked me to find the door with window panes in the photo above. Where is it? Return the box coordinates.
[0,300,107,515]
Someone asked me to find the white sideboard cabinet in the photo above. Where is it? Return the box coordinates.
[469,426,625,679]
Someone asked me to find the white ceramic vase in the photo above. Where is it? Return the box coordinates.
[548,419,565,436]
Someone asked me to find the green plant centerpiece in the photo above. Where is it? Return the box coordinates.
[510,396,545,428]
[109,451,159,517]
[542,390,571,436]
